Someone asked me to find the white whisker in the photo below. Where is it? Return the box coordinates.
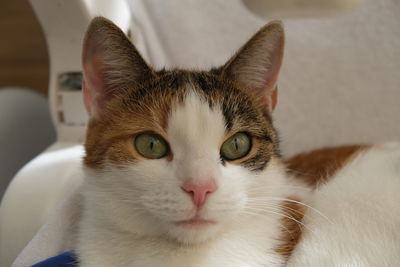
[247,197,331,223]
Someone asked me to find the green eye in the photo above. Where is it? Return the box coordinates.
[220,132,251,160]
[134,133,168,159]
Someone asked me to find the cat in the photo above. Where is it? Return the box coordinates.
[76,17,400,266]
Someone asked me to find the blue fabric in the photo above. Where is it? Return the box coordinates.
[30,251,77,267]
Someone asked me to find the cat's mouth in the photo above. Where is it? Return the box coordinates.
[174,217,216,227]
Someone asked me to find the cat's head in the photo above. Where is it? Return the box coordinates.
[82,17,285,244]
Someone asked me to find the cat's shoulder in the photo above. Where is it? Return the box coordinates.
[286,142,400,187]
[285,144,368,187]
[287,143,400,265]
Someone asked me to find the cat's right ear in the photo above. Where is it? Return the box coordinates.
[219,21,284,113]
[82,17,153,119]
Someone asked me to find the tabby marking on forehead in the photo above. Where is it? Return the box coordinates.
[188,72,280,171]
[85,71,279,171]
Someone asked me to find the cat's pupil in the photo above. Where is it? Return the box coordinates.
[234,138,239,151]
[149,139,155,150]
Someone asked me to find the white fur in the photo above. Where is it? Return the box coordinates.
[288,143,400,266]
[77,89,307,266]
[77,85,400,266]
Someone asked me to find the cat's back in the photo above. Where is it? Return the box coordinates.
[288,143,400,266]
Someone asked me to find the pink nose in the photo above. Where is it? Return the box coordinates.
[182,180,217,207]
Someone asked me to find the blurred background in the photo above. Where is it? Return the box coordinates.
[0,0,48,95]
[0,0,54,199]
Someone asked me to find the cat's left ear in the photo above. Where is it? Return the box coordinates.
[220,21,284,112]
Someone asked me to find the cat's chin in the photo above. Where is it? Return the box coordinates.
[166,219,222,244]
[174,217,216,227]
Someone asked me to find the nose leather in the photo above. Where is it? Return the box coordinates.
[182,180,217,207]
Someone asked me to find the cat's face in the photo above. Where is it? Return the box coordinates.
[82,17,284,244]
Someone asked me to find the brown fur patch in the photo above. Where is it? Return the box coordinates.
[285,145,369,187]
[274,196,306,258]
[84,73,188,168]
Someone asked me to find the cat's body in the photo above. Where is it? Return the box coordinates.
[75,17,400,266]
[289,143,400,266]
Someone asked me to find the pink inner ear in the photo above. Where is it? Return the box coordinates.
[226,24,284,113]
[271,86,278,110]
[258,86,278,112]
[82,79,92,115]
[260,38,283,112]
[82,53,108,119]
